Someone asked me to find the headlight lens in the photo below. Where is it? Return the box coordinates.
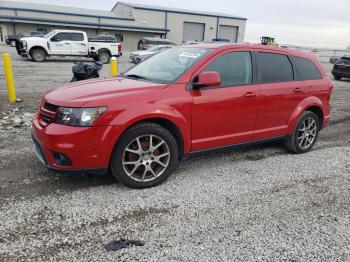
[22,40,27,49]
[55,107,107,127]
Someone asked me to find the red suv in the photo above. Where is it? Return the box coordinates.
[32,44,333,188]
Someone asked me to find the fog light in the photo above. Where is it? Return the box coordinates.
[52,152,72,166]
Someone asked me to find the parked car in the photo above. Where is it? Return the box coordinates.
[130,45,174,63]
[32,44,333,189]
[212,38,230,43]
[137,37,176,50]
[183,41,200,45]
[16,30,122,63]
[332,56,350,80]
[5,31,44,46]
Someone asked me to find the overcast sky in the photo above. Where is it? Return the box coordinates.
[8,0,350,48]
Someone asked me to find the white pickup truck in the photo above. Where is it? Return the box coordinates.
[16,30,122,63]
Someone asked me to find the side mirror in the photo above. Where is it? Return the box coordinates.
[192,71,221,89]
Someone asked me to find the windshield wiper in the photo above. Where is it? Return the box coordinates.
[124,74,148,80]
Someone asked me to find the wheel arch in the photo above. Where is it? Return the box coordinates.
[29,45,49,56]
[287,96,325,134]
[122,117,185,160]
[97,48,112,56]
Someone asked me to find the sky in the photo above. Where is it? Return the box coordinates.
[7,0,350,49]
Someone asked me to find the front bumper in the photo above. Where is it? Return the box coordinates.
[31,113,121,175]
[332,69,350,78]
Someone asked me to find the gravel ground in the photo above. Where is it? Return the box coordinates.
[0,44,349,261]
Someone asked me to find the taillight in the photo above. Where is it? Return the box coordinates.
[327,82,334,101]
[118,43,122,53]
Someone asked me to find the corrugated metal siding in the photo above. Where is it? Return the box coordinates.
[0,9,15,16]
[17,11,99,23]
[133,9,166,28]
[167,13,217,44]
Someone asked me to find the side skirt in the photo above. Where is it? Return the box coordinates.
[185,136,289,159]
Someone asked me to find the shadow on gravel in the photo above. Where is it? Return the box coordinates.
[104,239,145,252]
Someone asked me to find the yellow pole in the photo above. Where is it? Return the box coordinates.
[2,53,16,103]
[110,57,118,77]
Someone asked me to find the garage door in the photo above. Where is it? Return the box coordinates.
[218,25,238,43]
[183,22,205,43]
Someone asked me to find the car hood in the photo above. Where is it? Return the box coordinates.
[44,77,167,107]
[20,36,45,42]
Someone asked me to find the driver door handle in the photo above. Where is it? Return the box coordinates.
[243,91,257,97]
[293,87,304,93]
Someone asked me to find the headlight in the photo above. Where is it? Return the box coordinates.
[55,107,107,127]
[22,40,27,49]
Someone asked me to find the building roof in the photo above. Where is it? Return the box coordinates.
[0,1,133,20]
[115,1,247,20]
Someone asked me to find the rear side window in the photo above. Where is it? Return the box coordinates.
[70,33,84,41]
[204,52,252,87]
[257,52,294,83]
[293,56,322,80]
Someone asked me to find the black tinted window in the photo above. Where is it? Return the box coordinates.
[204,52,252,87]
[257,52,293,83]
[336,57,350,65]
[52,33,70,41]
[293,56,322,80]
[70,33,84,41]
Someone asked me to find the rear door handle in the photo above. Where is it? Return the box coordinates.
[65,43,70,45]
[293,87,304,93]
[243,92,257,97]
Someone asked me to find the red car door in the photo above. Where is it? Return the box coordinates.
[253,51,308,140]
[191,50,259,151]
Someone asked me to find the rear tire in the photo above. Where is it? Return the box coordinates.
[30,48,46,62]
[285,111,320,153]
[98,51,111,64]
[110,122,179,189]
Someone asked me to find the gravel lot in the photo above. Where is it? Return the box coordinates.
[0,44,349,261]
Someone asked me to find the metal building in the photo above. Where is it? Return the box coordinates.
[0,1,247,51]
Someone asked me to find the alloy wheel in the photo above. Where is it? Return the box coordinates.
[122,135,171,182]
[297,117,317,149]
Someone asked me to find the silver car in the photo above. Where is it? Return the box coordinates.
[130,45,174,63]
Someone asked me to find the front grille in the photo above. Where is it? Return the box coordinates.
[39,102,58,126]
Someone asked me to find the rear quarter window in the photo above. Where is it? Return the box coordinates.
[292,56,322,80]
[336,58,350,65]
[70,33,84,41]
[256,52,294,83]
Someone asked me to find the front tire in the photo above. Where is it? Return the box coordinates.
[285,111,320,153]
[30,48,46,62]
[110,123,179,189]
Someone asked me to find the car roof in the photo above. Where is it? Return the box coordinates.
[185,43,318,60]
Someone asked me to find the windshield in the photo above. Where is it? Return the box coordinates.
[124,47,211,83]
[44,31,58,38]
